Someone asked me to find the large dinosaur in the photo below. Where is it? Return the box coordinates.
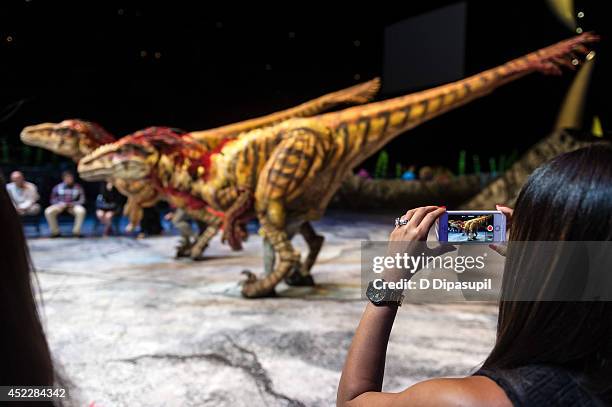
[462,129,601,209]
[20,78,380,251]
[78,34,597,297]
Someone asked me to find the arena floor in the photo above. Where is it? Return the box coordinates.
[29,212,498,406]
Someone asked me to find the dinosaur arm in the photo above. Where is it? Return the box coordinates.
[113,179,160,228]
[122,192,160,228]
[123,197,144,228]
[217,187,253,251]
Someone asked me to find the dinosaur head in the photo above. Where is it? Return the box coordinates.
[20,119,115,161]
[78,127,188,182]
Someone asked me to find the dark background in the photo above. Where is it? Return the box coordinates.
[1,0,610,175]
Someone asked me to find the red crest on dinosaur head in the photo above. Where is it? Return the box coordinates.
[65,119,116,145]
[129,127,187,153]
[125,126,229,180]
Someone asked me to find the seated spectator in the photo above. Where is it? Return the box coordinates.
[96,181,123,237]
[45,171,86,238]
[6,171,40,216]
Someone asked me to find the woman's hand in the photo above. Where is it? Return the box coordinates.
[385,206,453,279]
[496,204,513,229]
[489,204,513,256]
[390,206,446,242]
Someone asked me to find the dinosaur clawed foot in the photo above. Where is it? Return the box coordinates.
[240,270,276,298]
[176,247,192,258]
[241,270,258,284]
[175,238,193,258]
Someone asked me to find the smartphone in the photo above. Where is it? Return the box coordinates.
[437,210,506,243]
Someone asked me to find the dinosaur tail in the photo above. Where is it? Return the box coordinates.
[324,77,381,106]
[323,33,599,170]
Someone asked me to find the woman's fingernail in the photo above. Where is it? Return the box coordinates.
[439,206,446,209]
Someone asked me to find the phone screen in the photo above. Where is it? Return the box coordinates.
[437,211,505,242]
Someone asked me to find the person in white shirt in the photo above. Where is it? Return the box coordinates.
[6,171,40,216]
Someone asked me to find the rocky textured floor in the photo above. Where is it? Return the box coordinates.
[29,212,498,406]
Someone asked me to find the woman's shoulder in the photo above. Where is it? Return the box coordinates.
[393,376,512,407]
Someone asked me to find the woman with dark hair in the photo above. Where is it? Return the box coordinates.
[337,144,612,406]
[0,176,68,405]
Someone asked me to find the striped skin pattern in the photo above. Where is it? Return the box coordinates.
[463,130,594,209]
[78,34,597,297]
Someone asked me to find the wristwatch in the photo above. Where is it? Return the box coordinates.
[366,280,404,307]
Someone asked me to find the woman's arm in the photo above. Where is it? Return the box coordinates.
[336,303,399,406]
[337,206,445,407]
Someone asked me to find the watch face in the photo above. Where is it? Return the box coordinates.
[366,282,386,304]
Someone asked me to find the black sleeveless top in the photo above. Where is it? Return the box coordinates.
[474,365,606,406]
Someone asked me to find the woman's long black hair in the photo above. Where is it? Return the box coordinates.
[0,174,59,402]
[482,144,612,399]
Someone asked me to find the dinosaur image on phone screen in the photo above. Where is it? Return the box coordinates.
[447,214,494,242]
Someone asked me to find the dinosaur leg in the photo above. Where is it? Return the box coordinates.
[188,212,222,259]
[242,214,300,298]
[172,209,196,258]
[190,222,221,259]
[242,128,330,297]
[285,222,323,286]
